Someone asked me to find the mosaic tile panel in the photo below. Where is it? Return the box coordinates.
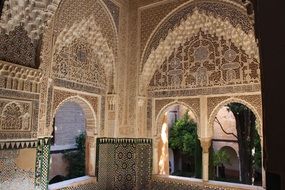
[34,138,51,190]
[96,138,153,190]
[96,143,115,189]
[136,143,152,190]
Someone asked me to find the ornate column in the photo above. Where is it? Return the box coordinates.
[105,94,117,137]
[136,96,147,137]
[200,138,211,182]
[199,96,212,181]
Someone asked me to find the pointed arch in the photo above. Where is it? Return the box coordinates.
[140,3,258,94]
[155,101,199,138]
[208,97,262,138]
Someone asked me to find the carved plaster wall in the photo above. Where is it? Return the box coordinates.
[0,0,60,40]
[38,0,119,137]
[140,1,258,94]
[148,31,260,93]
[0,90,39,140]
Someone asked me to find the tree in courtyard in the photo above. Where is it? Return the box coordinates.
[213,149,231,178]
[169,112,202,178]
[227,103,261,184]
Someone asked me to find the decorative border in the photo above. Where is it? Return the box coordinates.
[0,139,37,150]
[34,137,51,190]
[54,78,106,95]
[148,84,261,98]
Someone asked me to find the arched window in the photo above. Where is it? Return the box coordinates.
[210,103,263,186]
[155,103,202,179]
[48,97,97,185]
[49,102,86,183]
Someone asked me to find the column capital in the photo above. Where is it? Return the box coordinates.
[137,96,147,107]
[200,137,212,153]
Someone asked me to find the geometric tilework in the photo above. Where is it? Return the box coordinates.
[136,143,152,190]
[96,138,153,190]
[34,138,51,190]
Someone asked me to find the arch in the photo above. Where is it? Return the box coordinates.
[208,97,262,138]
[210,99,264,186]
[52,15,115,92]
[52,95,97,176]
[219,146,240,178]
[153,101,201,177]
[40,0,118,93]
[38,0,119,135]
[53,96,97,136]
[219,146,239,158]
[140,8,258,94]
[53,15,114,78]
[155,101,199,138]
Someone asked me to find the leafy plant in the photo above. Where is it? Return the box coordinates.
[169,112,198,157]
[168,111,202,178]
[213,150,231,167]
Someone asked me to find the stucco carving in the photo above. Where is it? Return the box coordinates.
[148,31,259,93]
[0,97,38,140]
[140,0,188,56]
[140,5,258,93]
[53,0,117,55]
[0,26,38,68]
[0,60,43,93]
[0,0,60,41]
[53,37,108,90]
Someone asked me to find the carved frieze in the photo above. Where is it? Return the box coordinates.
[0,60,43,93]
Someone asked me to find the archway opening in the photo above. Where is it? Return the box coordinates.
[209,103,262,186]
[49,100,91,184]
[49,102,86,183]
[156,104,202,179]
